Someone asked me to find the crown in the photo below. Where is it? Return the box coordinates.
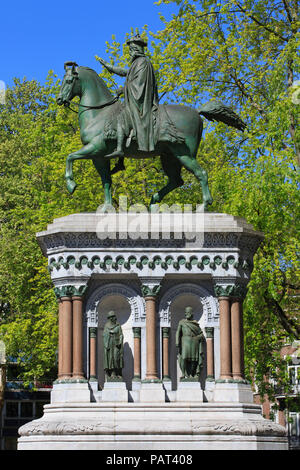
[126,33,147,47]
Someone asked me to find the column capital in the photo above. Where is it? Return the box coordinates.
[162,327,170,338]
[205,326,214,339]
[214,283,247,300]
[89,327,97,338]
[54,284,88,299]
[141,284,161,298]
[132,327,141,338]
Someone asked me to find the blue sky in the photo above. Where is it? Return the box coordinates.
[1,0,179,87]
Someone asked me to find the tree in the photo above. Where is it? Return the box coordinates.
[0,74,105,383]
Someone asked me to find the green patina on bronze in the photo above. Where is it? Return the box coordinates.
[103,311,124,381]
[56,33,245,210]
[176,306,204,380]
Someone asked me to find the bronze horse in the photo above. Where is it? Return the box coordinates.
[56,62,245,210]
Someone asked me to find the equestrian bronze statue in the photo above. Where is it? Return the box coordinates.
[56,33,246,210]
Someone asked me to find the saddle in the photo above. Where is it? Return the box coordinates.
[103,102,185,147]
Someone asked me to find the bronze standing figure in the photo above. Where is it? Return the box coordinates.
[103,311,124,380]
[176,307,204,379]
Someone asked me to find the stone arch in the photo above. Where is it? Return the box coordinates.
[158,283,219,327]
[84,282,145,390]
[158,283,219,390]
[84,282,145,327]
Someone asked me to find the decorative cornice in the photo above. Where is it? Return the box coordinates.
[48,254,253,274]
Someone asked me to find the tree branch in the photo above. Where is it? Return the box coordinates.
[234,1,289,41]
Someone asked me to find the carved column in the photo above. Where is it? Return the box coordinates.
[89,327,97,380]
[72,296,84,379]
[162,327,171,380]
[71,286,87,380]
[215,283,247,382]
[60,295,73,379]
[218,296,232,380]
[133,327,141,381]
[141,284,161,381]
[231,298,244,381]
[205,327,215,380]
[57,298,64,379]
[55,284,87,381]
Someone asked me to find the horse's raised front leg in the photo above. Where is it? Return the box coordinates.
[65,142,97,194]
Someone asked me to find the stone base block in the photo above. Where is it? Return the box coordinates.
[51,382,91,403]
[139,382,165,402]
[101,381,128,402]
[18,402,287,450]
[213,382,253,403]
[176,381,203,402]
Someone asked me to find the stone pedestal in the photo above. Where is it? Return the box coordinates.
[17,211,287,450]
[176,381,203,402]
[18,402,287,450]
[214,381,254,403]
[139,382,165,402]
[51,381,91,404]
[102,381,128,402]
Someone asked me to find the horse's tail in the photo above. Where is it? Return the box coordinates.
[198,100,246,131]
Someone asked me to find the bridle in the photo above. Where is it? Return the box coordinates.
[65,96,119,114]
[61,61,119,114]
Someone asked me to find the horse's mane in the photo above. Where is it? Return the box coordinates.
[77,66,113,98]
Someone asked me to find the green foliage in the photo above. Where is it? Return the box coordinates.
[0,1,299,398]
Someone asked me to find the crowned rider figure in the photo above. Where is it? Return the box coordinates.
[98,32,159,159]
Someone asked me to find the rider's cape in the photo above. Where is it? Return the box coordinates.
[123,54,159,152]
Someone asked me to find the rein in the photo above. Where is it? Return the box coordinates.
[66,96,119,114]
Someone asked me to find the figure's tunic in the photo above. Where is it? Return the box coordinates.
[176,319,204,369]
[123,55,159,152]
[103,321,124,371]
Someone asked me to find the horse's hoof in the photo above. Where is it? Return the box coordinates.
[66,178,77,194]
[150,193,160,206]
[98,203,115,213]
[204,197,213,211]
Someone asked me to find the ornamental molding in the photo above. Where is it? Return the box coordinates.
[19,417,285,437]
[39,231,262,254]
[18,419,113,436]
[47,252,253,277]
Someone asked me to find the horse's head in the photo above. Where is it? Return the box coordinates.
[56,62,80,107]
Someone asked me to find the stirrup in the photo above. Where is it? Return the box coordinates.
[106,149,124,158]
